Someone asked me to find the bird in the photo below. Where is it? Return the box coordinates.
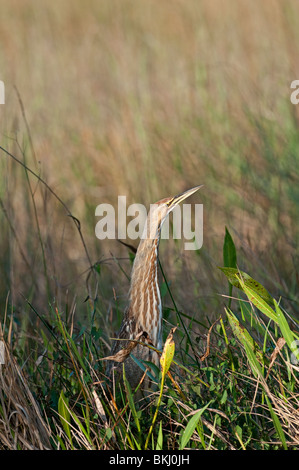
[105,185,202,394]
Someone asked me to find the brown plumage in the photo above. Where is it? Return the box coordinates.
[105,186,202,392]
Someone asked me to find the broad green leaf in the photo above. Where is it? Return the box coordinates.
[179,401,211,450]
[223,226,237,268]
[239,280,278,323]
[220,389,228,405]
[218,267,274,306]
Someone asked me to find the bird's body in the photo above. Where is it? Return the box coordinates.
[106,186,202,393]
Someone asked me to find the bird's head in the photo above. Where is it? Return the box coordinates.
[142,185,203,240]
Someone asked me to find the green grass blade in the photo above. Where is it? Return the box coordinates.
[156,421,163,450]
[226,308,264,379]
[58,390,73,448]
[68,406,94,448]
[243,341,264,380]
[223,226,237,269]
[122,365,141,434]
[179,401,211,450]
[56,317,89,376]
[265,395,287,450]
[223,226,237,309]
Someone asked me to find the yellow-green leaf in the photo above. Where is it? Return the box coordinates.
[225,308,264,363]
[58,390,73,447]
[160,327,176,378]
[238,280,278,323]
[145,327,177,450]
[218,267,274,306]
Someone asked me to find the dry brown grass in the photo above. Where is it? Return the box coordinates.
[0,326,51,449]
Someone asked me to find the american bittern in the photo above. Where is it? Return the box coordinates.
[106,186,202,392]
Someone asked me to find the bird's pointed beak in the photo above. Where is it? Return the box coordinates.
[167,185,203,210]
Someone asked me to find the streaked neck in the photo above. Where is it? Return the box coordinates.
[128,236,162,347]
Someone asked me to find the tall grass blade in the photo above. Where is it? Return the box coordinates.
[58,391,73,449]
[223,226,237,269]
[225,308,264,363]
[122,365,141,434]
[179,401,211,450]
[265,395,288,450]
[223,227,237,308]
[156,421,163,450]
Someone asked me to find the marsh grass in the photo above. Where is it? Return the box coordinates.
[0,208,298,449]
[0,0,299,450]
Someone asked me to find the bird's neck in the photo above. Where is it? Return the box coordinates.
[128,237,162,347]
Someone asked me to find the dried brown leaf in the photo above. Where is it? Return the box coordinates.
[101,331,149,363]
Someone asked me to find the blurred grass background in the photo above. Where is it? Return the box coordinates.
[0,0,299,328]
